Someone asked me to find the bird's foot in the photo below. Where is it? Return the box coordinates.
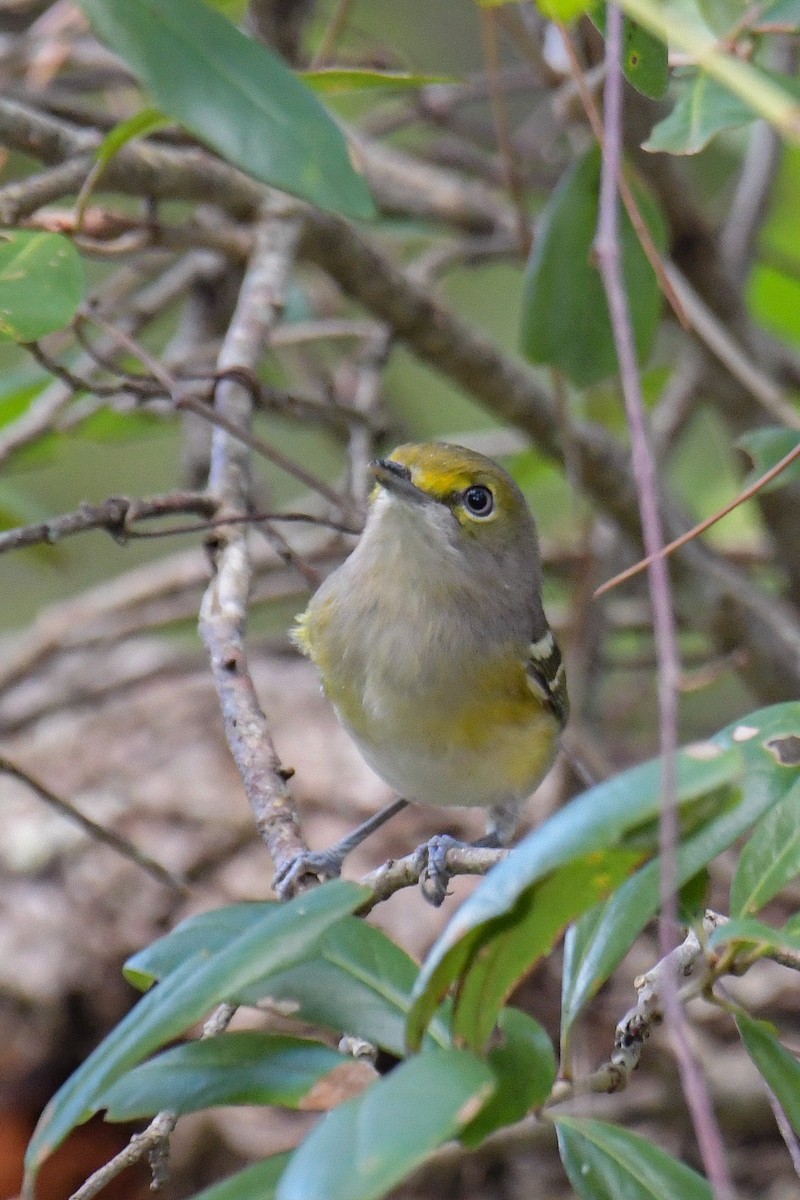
[413,834,470,907]
[272,846,345,898]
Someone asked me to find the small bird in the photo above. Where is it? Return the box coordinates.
[283,441,568,903]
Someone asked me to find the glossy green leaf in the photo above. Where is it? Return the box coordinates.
[622,17,668,98]
[188,1154,291,1200]
[737,428,800,494]
[301,69,452,93]
[128,911,448,1056]
[737,1013,800,1134]
[275,1050,494,1200]
[644,72,756,155]
[239,917,450,1056]
[561,707,800,1038]
[618,0,800,138]
[555,1116,713,1199]
[124,901,270,989]
[76,0,375,219]
[592,7,668,98]
[408,733,742,1051]
[708,916,800,957]
[460,1008,556,1147]
[732,778,800,914]
[24,881,366,1184]
[451,848,643,1051]
[520,146,665,387]
[410,703,800,1052]
[98,1032,347,1119]
[0,231,84,342]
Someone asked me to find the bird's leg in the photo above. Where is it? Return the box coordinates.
[273,797,409,896]
[417,801,522,906]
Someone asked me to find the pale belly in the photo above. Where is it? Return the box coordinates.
[335,698,558,810]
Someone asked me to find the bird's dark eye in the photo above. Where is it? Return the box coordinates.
[463,485,494,517]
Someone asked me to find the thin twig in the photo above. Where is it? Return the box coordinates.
[0,491,216,555]
[0,756,186,893]
[197,207,310,879]
[594,12,733,1197]
[595,432,800,597]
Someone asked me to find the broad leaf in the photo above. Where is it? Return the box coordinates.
[644,71,756,155]
[188,1154,291,1200]
[618,0,800,138]
[275,1050,494,1200]
[709,916,800,958]
[736,1013,800,1134]
[520,146,665,387]
[24,881,366,1183]
[408,733,742,1050]
[592,7,668,98]
[0,231,84,342]
[561,706,800,1038]
[409,703,800,1052]
[128,912,449,1056]
[450,847,643,1051]
[555,1116,712,1199]
[77,0,375,219]
[460,1008,556,1147]
[732,778,800,914]
[97,1032,348,1119]
[737,428,800,494]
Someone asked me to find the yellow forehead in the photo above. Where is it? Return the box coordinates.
[387,441,520,506]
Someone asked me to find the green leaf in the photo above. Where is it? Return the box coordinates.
[592,7,668,98]
[450,847,643,1051]
[460,1008,556,1147]
[97,1032,348,1119]
[561,709,800,1039]
[127,911,448,1056]
[732,778,800,914]
[520,146,665,387]
[94,106,170,169]
[708,916,800,957]
[188,1154,291,1200]
[408,732,742,1051]
[644,71,758,155]
[737,428,800,494]
[736,1013,800,1134]
[0,231,84,342]
[300,69,453,93]
[124,902,271,989]
[409,703,800,1052]
[76,0,375,219]
[238,917,451,1056]
[555,1116,713,1199]
[24,881,367,1184]
[275,1049,494,1200]
[618,0,800,139]
[622,16,668,98]
[530,0,598,20]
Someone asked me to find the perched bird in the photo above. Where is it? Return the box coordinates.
[283,441,568,903]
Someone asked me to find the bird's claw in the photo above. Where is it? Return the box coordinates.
[272,848,344,898]
[414,834,468,907]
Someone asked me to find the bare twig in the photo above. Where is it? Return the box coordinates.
[0,756,186,893]
[595,431,800,598]
[0,491,216,555]
[594,12,732,1197]
[197,208,310,879]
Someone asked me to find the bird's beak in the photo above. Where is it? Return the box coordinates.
[370,458,427,504]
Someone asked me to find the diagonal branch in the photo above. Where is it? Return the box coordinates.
[197,207,310,879]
